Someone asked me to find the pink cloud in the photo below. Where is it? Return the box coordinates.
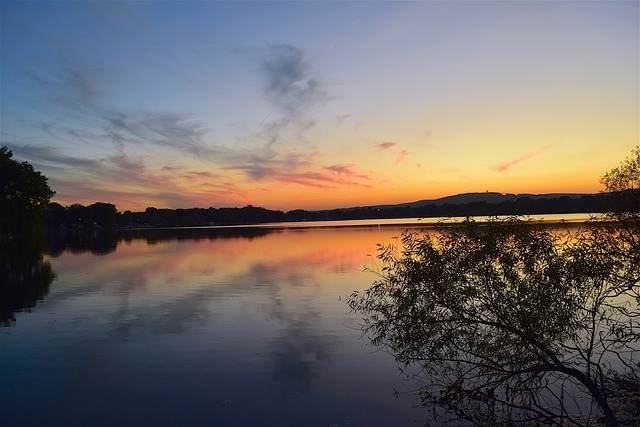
[180,170,223,182]
[375,141,398,150]
[492,144,554,172]
[273,163,374,190]
[213,182,251,205]
[395,150,410,165]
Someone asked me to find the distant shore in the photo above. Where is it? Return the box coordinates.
[116,212,598,232]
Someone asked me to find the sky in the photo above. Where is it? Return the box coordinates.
[1,1,638,212]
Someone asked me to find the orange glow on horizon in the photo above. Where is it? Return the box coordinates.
[50,177,605,213]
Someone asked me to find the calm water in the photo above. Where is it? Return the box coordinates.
[2,222,438,427]
[0,214,596,426]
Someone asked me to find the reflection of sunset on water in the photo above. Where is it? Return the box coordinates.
[0,226,425,426]
[3,214,633,426]
[49,226,413,299]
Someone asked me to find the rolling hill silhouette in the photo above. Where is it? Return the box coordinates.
[362,192,590,211]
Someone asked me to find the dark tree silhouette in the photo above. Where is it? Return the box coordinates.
[347,149,640,426]
[55,202,119,228]
[1,147,55,234]
[348,218,638,426]
[600,146,639,193]
[600,146,640,213]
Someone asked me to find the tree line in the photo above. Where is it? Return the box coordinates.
[41,191,626,230]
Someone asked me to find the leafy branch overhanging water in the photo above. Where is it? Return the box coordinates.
[347,214,639,426]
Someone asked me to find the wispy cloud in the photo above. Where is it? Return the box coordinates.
[492,144,554,173]
[223,150,316,179]
[21,61,224,161]
[28,47,333,179]
[261,44,329,117]
[374,142,409,166]
[5,43,377,209]
[243,43,332,157]
[375,141,398,150]
[180,170,223,182]
[6,143,244,209]
[280,163,373,190]
[216,43,347,190]
[197,181,251,206]
[395,150,410,165]
[23,58,107,117]
[9,144,102,170]
[102,111,217,158]
[222,149,373,190]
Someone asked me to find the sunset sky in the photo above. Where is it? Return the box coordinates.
[1,1,638,212]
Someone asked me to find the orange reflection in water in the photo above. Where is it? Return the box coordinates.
[8,226,428,427]
[49,225,419,302]
[16,220,606,427]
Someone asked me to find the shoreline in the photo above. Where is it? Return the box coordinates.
[116,212,599,232]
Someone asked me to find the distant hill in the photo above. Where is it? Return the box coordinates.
[359,192,592,211]
[317,191,607,223]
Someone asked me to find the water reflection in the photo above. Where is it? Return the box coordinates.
[47,229,119,256]
[0,236,55,326]
[45,227,276,257]
[1,225,425,427]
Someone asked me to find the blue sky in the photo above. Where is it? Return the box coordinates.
[1,1,638,211]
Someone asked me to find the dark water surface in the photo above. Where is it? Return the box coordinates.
[2,222,437,427]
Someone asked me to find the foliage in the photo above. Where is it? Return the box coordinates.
[347,217,638,426]
[1,146,55,234]
[600,146,640,193]
[56,202,119,228]
[600,146,640,213]
[347,149,640,425]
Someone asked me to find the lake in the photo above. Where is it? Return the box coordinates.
[0,215,592,427]
[2,220,439,427]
